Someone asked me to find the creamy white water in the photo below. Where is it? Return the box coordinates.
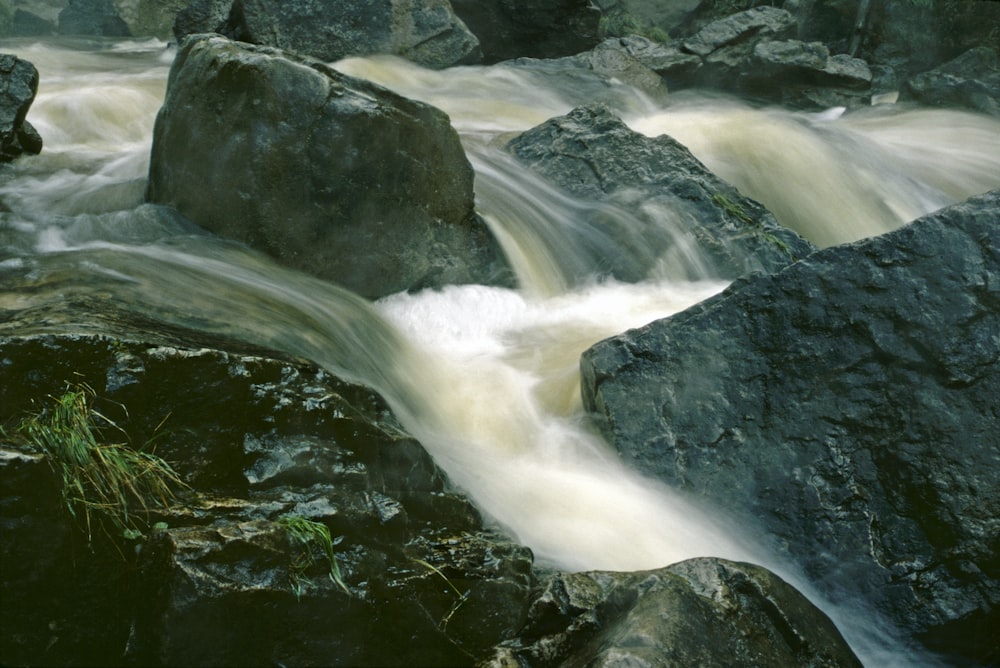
[4,37,1000,666]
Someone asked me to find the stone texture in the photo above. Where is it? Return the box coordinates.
[146,35,511,299]
[229,0,481,68]
[505,104,814,283]
[581,190,1000,664]
[0,53,42,162]
[901,46,1000,117]
[486,558,862,667]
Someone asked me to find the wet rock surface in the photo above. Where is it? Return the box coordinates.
[146,34,512,299]
[581,190,1000,664]
[505,103,814,282]
[901,46,1000,117]
[0,53,42,161]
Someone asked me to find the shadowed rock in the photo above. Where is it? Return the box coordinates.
[581,190,1000,664]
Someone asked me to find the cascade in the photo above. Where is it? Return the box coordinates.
[3,37,1000,666]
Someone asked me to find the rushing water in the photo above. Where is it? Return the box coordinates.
[3,36,1000,666]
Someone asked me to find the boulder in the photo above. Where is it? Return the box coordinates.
[599,33,703,88]
[671,6,873,107]
[0,298,533,666]
[450,0,602,64]
[581,190,1000,664]
[227,0,481,68]
[505,104,814,283]
[0,53,42,162]
[172,0,232,41]
[900,46,1000,117]
[110,0,189,40]
[57,0,130,36]
[12,8,56,36]
[486,558,862,667]
[146,35,511,299]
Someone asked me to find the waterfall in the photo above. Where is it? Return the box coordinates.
[3,37,1000,667]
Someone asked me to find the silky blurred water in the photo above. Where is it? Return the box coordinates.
[4,36,999,666]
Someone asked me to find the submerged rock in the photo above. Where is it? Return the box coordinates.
[0,53,42,161]
[505,104,813,283]
[486,558,862,667]
[581,190,1000,664]
[146,34,511,299]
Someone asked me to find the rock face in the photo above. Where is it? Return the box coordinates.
[146,35,511,299]
[0,304,533,666]
[505,104,814,283]
[486,559,862,667]
[450,0,602,63]
[227,0,481,68]
[1,292,864,666]
[172,0,231,40]
[0,53,42,162]
[901,46,1000,117]
[110,0,189,39]
[674,6,872,107]
[57,0,130,35]
[581,190,1000,664]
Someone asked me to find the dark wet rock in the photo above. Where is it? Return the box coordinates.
[671,6,872,107]
[485,558,862,667]
[0,299,533,666]
[681,6,795,58]
[0,53,42,162]
[505,104,814,283]
[581,189,1000,664]
[451,0,602,64]
[172,0,232,40]
[227,0,481,68]
[146,34,511,299]
[58,0,131,36]
[12,9,55,36]
[110,0,189,40]
[600,33,703,88]
[901,46,1000,117]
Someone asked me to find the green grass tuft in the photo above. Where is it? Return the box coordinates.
[278,515,351,598]
[9,383,186,542]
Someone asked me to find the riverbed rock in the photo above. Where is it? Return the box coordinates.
[146,34,511,299]
[900,46,1000,117]
[57,0,130,36]
[485,558,862,667]
[226,0,481,68]
[450,0,602,63]
[505,104,814,283]
[172,0,231,40]
[0,296,533,666]
[0,53,42,162]
[110,0,188,39]
[581,189,1000,664]
[671,6,872,107]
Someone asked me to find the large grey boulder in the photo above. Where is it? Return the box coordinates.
[227,0,481,68]
[581,190,1000,664]
[0,53,42,162]
[505,104,813,284]
[901,46,1000,117]
[146,35,511,299]
[486,559,861,667]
